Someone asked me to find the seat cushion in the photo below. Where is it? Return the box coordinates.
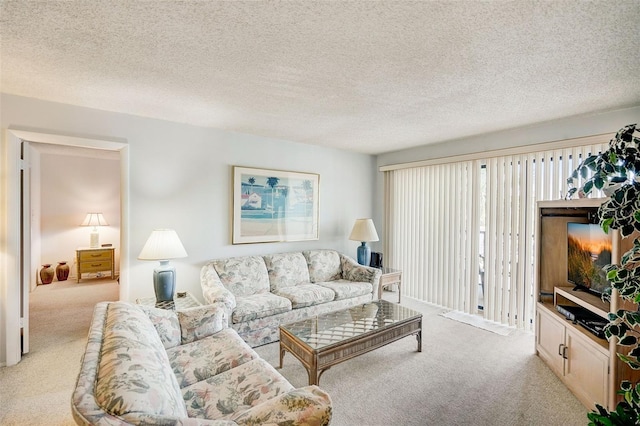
[232,293,292,324]
[167,328,258,388]
[213,255,270,297]
[182,358,294,420]
[303,250,342,283]
[317,280,373,300]
[274,284,336,308]
[263,252,311,291]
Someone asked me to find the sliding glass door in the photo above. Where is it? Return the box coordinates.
[383,140,608,330]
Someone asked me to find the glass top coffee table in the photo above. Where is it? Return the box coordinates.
[279,299,422,385]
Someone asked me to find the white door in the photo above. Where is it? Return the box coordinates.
[20,140,31,354]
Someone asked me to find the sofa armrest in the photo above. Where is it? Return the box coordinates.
[138,304,182,349]
[340,254,382,298]
[177,303,228,344]
[201,263,237,314]
[231,386,332,426]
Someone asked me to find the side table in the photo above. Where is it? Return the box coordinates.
[136,292,202,310]
[378,267,402,303]
[76,247,115,282]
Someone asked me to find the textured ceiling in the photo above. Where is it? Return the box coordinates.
[1,1,639,155]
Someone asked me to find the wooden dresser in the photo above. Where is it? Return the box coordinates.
[76,247,115,282]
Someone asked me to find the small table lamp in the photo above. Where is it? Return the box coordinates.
[349,218,379,266]
[138,229,188,302]
[80,213,108,248]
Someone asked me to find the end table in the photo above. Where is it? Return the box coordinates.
[76,247,115,282]
[378,267,402,303]
[136,292,202,310]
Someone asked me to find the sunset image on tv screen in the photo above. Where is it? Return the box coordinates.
[567,222,612,294]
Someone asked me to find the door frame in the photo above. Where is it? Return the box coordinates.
[2,128,130,366]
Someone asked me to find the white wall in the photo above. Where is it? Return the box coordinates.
[377,106,640,168]
[0,93,377,302]
[38,150,121,282]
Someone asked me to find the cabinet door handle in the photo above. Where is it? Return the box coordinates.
[562,346,568,359]
[558,343,564,356]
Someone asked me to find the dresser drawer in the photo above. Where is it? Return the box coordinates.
[79,250,112,262]
[80,260,112,273]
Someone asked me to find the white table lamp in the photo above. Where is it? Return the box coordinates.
[138,229,188,302]
[80,213,109,248]
[349,218,379,266]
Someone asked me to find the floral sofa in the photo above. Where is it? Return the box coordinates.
[201,249,381,347]
[71,301,332,425]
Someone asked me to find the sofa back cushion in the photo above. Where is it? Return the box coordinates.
[212,255,270,297]
[264,252,311,291]
[96,302,187,419]
[303,250,342,283]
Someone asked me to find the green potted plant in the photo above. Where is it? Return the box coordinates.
[567,123,640,425]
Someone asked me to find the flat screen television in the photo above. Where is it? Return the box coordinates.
[567,222,612,297]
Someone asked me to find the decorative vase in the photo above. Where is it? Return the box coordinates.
[56,261,70,281]
[40,264,54,285]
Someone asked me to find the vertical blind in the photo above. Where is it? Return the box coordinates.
[384,162,480,312]
[384,141,607,330]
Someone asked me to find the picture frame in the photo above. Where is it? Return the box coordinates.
[232,166,319,244]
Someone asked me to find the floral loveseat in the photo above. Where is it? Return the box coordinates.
[71,301,332,425]
[201,249,381,347]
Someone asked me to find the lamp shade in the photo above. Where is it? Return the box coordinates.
[138,229,188,260]
[349,219,379,242]
[80,213,109,227]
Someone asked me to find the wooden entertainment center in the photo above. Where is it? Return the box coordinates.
[535,198,640,411]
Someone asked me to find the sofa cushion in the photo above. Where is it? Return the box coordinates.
[182,358,294,420]
[96,302,187,419]
[138,304,182,349]
[232,293,292,324]
[303,250,342,283]
[213,256,270,297]
[264,252,311,291]
[317,280,373,300]
[167,328,258,388]
[274,284,336,308]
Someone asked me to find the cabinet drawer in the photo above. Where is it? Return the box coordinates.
[79,250,112,262]
[80,261,112,272]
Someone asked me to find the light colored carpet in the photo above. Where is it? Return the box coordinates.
[0,279,118,426]
[0,283,589,425]
[440,310,514,336]
[256,294,589,426]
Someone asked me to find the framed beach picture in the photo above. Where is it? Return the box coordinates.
[232,166,319,244]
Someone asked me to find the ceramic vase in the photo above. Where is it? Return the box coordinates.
[56,261,70,281]
[40,264,54,285]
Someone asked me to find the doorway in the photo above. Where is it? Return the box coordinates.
[30,142,121,288]
[3,129,130,366]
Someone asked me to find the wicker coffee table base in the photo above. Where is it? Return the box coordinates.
[279,315,422,386]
